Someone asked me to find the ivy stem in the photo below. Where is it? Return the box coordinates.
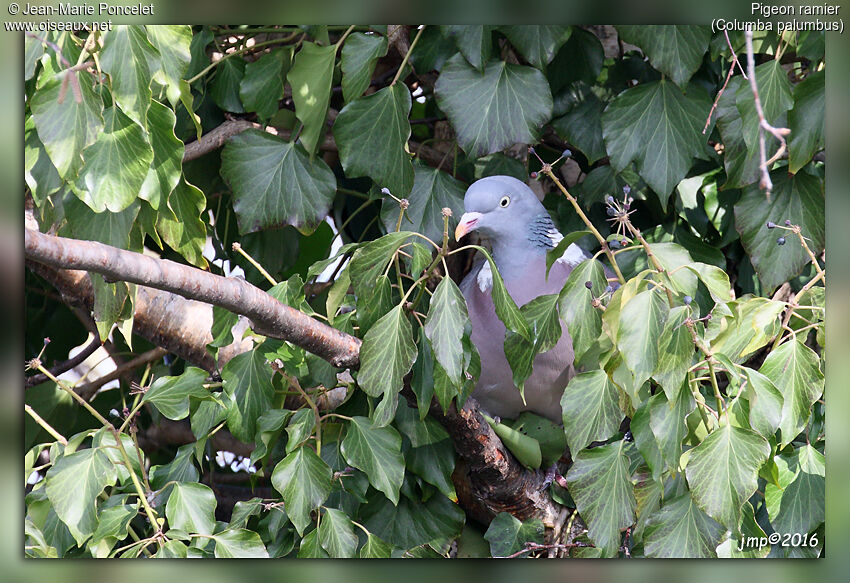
[232,242,278,286]
[706,358,727,422]
[25,404,67,445]
[284,371,322,457]
[771,267,825,351]
[623,222,675,307]
[539,167,626,285]
[391,26,426,86]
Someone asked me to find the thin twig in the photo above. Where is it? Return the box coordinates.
[391,26,426,86]
[703,55,738,134]
[76,347,168,401]
[25,404,68,445]
[25,336,102,388]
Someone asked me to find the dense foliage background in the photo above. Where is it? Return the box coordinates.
[24,25,824,558]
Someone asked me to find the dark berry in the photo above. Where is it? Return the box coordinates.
[623,185,631,195]
[766,221,776,229]
[530,171,538,179]
[605,195,615,204]
[785,219,792,226]
[606,207,617,216]
[777,236,786,245]
[609,239,621,249]
[683,295,692,305]
[562,149,572,158]
[585,281,593,290]
[624,202,630,210]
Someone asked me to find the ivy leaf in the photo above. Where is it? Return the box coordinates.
[357,305,417,405]
[734,168,824,293]
[89,502,139,552]
[765,445,824,535]
[558,258,606,362]
[73,106,153,213]
[643,493,724,558]
[341,416,404,504]
[318,508,358,558]
[165,482,217,536]
[25,34,44,80]
[560,370,623,454]
[139,99,183,210]
[221,349,275,442]
[649,384,695,473]
[24,117,62,205]
[155,178,208,268]
[742,368,784,439]
[271,446,332,535]
[212,529,269,558]
[424,276,469,387]
[100,25,160,127]
[652,306,694,399]
[435,53,553,158]
[341,32,388,102]
[617,287,668,385]
[565,440,636,556]
[145,25,192,107]
[220,129,337,234]
[142,367,211,420]
[548,27,604,93]
[500,26,572,70]
[716,77,760,188]
[737,60,793,150]
[483,512,545,557]
[759,339,824,447]
[149,444,199,491]
[45,448,118,546]
[209,57,245,112]
[440,25,494,71]
[356,274,392,334]
[602,80,710,204]
[617,26,711,88]
[407,440,457,501]
[359,533,394,558]
[706,297,785,362]
[379,164,466,245]
[288,42,336,154]
[334,83,413,197]
[684,262,733,304]
[411,328,435,420]
[788,71,824,173]
[239,48,290,121]
[552,92,606,164]
[504,293,563,396]
[684,423,770,531]
[360,489,465,549]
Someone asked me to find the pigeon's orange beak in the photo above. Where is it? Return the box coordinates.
[455,212,482,241]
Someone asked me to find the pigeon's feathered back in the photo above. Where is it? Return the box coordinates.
[455,176,587,422]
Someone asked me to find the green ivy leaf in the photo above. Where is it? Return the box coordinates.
[142,367,211,420]
[734,168,824,293]
[341,416,404,504]
[602,80,710,204]
[356,274,392,334]
[239,48,290,121]
[500,26,572,70]
[484,512,545,557]
[765,445,824,535]
[411,328,435,420]
[650,384,695,473]
[684,423,770,531]
[716,77,760,188]
[211,529,270,558]
[560,370,623,454]
[652,306,694,399]
[440,25,494,71]
[145,25,192,107]
[165,482,217,536]
[737,60,793,151]
[209,57,245,112]
[406,439,457,502]
[565,440,636,556]
[759,339,824,446]
[318,508,358,558]
[359,533,394,558]
[552,92,606,164]
[221,349,275,442]
[548,28,604,93]
[149,444,200,491]
[558,258,606,362]
[89,502,139,552]
[285,408,315,454]
[25,33,44,80]
[742,368,784,439]
[73,106,153,213]
[139,99,183,210]
[360,488,465,549]
[45,448,118,546]
[643,493,724,558]
[706,297,785,362]
[684,262,733,304]
[24,117,62,205]
[334,83,414,197]
[617,26,711,88]
[788,71,824,173]
[100,25,160,127]
[380,164,466,245]
[298,528,330,558]
[348,231,412,301]
[156,178,208,268]
[220,129,337,234]
[424,276,469,387]
[435,54,553,158]
[357,305,417,405]
[617,287,668,385]
[341,32,388,103]
[504,293,563,396]
[288,42,336,154]
[271,445,332,535]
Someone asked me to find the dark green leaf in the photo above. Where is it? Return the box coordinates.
[155,178,208,267]
[617,288,668,384]
[788,71,824,173]
[165,482,216,536]
[716,77,760,188]
[90,502,139,548]
[239,48,290,120]
[548,28,604,92]
[212,529,269,558]
[340,32,388,103]
[504,293,562,396]
[650,384,695,473]
[406,440,457,501]
[285,408,315,453]
[210,57,245,113]
[734,168,824,293]
[24,117,62,204]
[411,327,436,420]
[318,508,358,558]
[500,26,571,69]
[424,276,468,387]
[221,349,275,442]
[435,54,553,158]
[546,230,593,276]
[484,512,545,557]
[558,258,606,362]
[742,367,784,439]
[334,83,413,197]
[271,446,332,535]
[765,445,824,535]
[220,129,337,234]
[139,99,183,210]
[602,80,710,204]
[652,306,694,399]
[348,231,412,300]
[357,305,417,405]
[566,440,636,556]
[100,25,160,127]
[341,416,404,504]
[394,401,449,446]
[356,274,392,334]
[143,367,211,420]
[552,92,606,164]
[298,528,330,558]
[561,370,623,454]
[150,444,199,490]
[145,25,192,106]
[288,42,336,153]
[617,26,711,88]
[684,423,770,530]
[643,493,724,558]
[361,489,465,549]
[759,339,823,446]
[440,26,493,71]
[359,533,394,558]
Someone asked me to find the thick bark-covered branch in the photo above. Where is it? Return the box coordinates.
[25,228,361,369]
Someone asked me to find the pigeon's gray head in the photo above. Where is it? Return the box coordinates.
[455,176,552,254]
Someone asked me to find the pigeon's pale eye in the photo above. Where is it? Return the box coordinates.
[499,196,511,208]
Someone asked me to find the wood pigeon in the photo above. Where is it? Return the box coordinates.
[455,175,588,423]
